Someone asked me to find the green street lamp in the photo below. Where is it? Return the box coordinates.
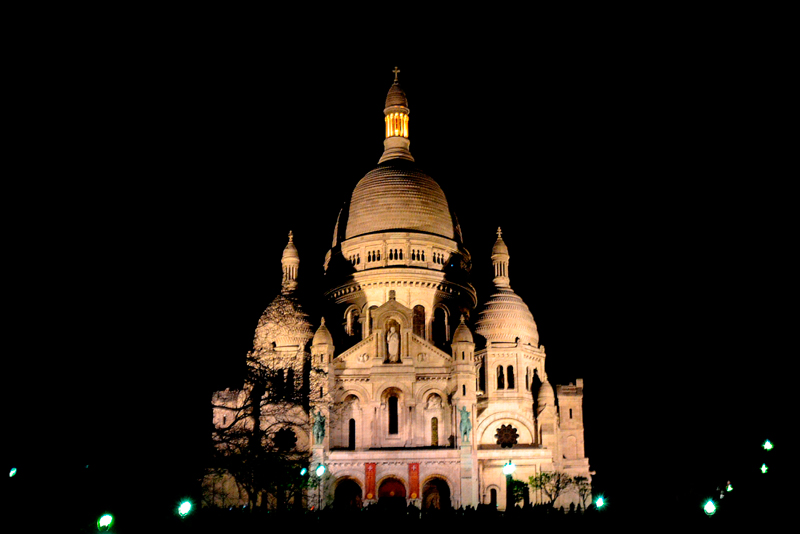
[762,440,773,451]
[703,499,717,516]
[315,464,326,510]
[178,500,193,517]
[760,463,769,474]
[9,467,16,478]
[595,496,606,509]
[502,461,516,511]
[97,513,114,531]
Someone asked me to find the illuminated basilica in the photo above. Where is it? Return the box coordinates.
[206,69,592,511]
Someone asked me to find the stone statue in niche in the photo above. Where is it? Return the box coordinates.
[313,410,326,444]
[386,326,400,363]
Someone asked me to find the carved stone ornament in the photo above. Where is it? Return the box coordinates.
[495,424,519,448]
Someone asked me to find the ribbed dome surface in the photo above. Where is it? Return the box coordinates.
[474,288,540,346]
[344,160,456,240]
[253,293,313,350]
[385,82,408,108]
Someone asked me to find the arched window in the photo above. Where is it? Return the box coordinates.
[507,366,515,390]
[346,307,361,338]
[388,396,399,434]
[433,307,448,346]
[368,306,378,335]
[413,305,425,338]
[490,488,498,506]
[497,366,505,390]
[431,417,438,446]
[348,419,356,450]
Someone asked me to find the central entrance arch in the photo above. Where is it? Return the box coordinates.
[378,477,407,511]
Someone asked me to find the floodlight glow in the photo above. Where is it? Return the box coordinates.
[502,461,516,475]
[726,483,733,492]
[97,513,114,530]
[315,464,326,477]
[595,496,605,509]
[300,467,308,476]
[703,500,717,516]
[9,467,16,478]
[762,440,773,451]
[178,500,192,517]
[761,463,768,474]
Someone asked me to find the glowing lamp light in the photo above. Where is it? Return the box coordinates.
[97,513,114,530]
[9,467,16,478]
[300,467,308,476]
[502,461,516,476]
[315,464,326,477]
[762,440,773,451]
[703,499,717,516]
[760,463,769,474]
[178,500,193,517]
[595,496,605,509]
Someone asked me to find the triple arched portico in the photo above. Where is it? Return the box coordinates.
[326,459,458,510]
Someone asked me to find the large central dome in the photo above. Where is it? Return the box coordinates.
[344,158,457,240]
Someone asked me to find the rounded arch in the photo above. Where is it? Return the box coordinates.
[414,384,450,406]
[376,475,408,512]
[335,385,369,405]
[475,411,537,447]
[372,307,412,331]
[485,484,502,506]
[333,477,363,510]
[432,304,450,346]
[343,305,363,338]
[378,385,407,404]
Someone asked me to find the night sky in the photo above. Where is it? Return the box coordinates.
[5,17,791,521]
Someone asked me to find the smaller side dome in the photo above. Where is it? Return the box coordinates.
[536,379,555,416]
[451,315,474,344]
[252,294,313,350]
[312,317,334,347]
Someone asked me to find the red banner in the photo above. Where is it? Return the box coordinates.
[408,463,420,500]
[365,463,376,500]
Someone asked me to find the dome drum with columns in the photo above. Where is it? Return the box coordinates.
[206,69,592,512]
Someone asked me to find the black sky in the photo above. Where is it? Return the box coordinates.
[5,16,792,515]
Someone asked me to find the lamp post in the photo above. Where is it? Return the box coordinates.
[315,464,326,510]
[503,461,516,511]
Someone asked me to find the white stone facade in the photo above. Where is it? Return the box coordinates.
[206,71,592,512]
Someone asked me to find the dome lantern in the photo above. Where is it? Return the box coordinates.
[379,67,414,164]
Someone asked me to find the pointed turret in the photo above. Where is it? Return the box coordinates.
[281,231,300,293]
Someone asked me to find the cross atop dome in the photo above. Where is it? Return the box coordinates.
[393,66,400,82]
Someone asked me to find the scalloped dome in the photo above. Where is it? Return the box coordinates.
[344,159,458,241]
[252,293,313,351]
[474,288,540,346]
